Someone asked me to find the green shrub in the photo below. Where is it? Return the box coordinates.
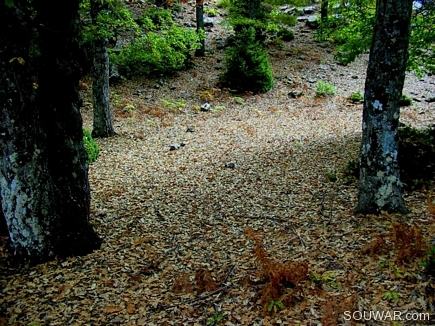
[217,0,231,8]
[399,94,412,106]
[204,7,219,17]
[349,91,363,102]
[111,25,201,76]
[222,27,274,93]
[316,81,336,96]
[277,27,294,41]
[423,246,435,276]
[83,128,99,164]
[141,7,174,29]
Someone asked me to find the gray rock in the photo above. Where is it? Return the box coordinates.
[306,15,319,29]
[320,64,328,70]
[186,126,195,132]
[307,78,317,83]
[425,95,435,103]
[224,162,235,169]
[351,75,359,79]
[180,141,189,147]
[289,90,303,98]
[145,95,152,100]
[304,6,316,14]
[170,144,180,151]
[201,102,212,112]
[204,17,214,27]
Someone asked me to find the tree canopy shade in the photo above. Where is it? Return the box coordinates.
[356,0,413,214]
[0,0,101,263]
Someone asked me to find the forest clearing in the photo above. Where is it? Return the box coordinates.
[2,0,435,325]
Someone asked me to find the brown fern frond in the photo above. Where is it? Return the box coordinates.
[172,273,193,294]
[195,268,218,294]
[361,234,388,258]
[393,222,427,264]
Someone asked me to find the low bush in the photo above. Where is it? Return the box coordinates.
[83,128,99,164]
[316,81,336,96]
[221,27,274,93]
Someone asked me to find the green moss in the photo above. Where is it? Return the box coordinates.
[83,128,99,164]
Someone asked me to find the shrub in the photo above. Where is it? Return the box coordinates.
[316,81,336,96]
[83,128,99,164]
[222,27,274,93]
[399,94,412,106]
[349,91,363,102]
[423,246,435,276]
[277,27,294,41]
[216,0,231,8]
[111,25,201,76]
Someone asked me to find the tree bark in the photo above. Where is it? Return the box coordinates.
[195,0,205,57]
[321,0,328,20]
[91,0,116,138]
[0,0,101,263]
[356,0,413,214]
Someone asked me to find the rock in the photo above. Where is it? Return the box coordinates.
[351,75,359,79]
[307,78,317,83]
[145,95,152,100]
[306,15,319,29]
[204,17,214,27]
[180,141,189,147]
[170,144,180,151]
[412,97,422,102]
[200,102,212,112]
[109,64,122,86]
[186,126,195,132]
[303,6,316,14]
[289,90,303,98]
[280,4,289,10]
[425,95,435,103]
[169,85,177,90]
[319,64,328,70]
[224,162,235,169]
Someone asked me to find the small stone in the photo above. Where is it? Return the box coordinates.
[170,144,180,151]
[307,78,317,83]
[303,6,315,14]
[145,95,152,100]
[180,141,189,146]
[306,15,319,29]
[204,17,214,27]
[351,75,359,79]
[319,64,328,70]
[200,102,212,112]
[154,84,160,89]
[169,85,176,90]
[288,90,303,98]
[224,162,235,169]
[186,126,195,132]
[426,94,435,103]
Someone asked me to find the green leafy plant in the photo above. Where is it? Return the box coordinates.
[83,128,99,164]
[160,98,186,111]
[267,299,285,313]
[382,291,399,301]
[349,91,363,102]
[207,312,223,325]
[422,246,435,276]
[204,7,219,17]
[222,27,274,93]
[399,94,412,106]
[316,81,336,96]
[111,25,201,76]
[277,27,294,41]
[217,0,231,8]
[325,171,338,182]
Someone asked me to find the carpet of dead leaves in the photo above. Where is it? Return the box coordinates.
[2,1,435,325]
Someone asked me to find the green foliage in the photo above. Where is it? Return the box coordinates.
[422,246,435,276]
[217,0,231,9]
[111,25,200,76]
[222,27,274,93]
[269,11,297,26]
[399,94,412,106]
[267,299,285,313]
[325,171,337,182]
[83,128,99,164]
[349,91,363,102]
[5,0,14,8]
[316,81,336,96]
[382,291,399,301]
[140,6,174,29]
[277,26,294,41]
[204,7,219,17]
[206,312,223,324]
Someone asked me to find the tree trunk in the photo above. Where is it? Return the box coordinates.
[92,36,116,138]
[321,0,328,20]
[91,0,116,138]
[356,0,413,215]
[195,0,205,57]
[0,0,101,263]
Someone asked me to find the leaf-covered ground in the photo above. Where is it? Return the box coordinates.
[2,2,435,325]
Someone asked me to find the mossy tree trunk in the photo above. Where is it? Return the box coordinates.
[356,0,413,214]
[0,0,101,263]
[195,0,205,57]
[90,0,116,138]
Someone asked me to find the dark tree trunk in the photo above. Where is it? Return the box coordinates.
[195,0,205,57]
[0,0,101,263]
[91,0,116,138]
[321,0,328,20]
[356,0,413,215]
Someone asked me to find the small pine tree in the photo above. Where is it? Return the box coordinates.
[222,27,273,93]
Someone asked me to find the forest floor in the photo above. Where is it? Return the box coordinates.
[2,1,435,326]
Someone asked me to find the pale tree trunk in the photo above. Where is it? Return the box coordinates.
[0,0,101,263]
[195,0,205,57]
[356,0,413,214]
[91,0,116,138]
